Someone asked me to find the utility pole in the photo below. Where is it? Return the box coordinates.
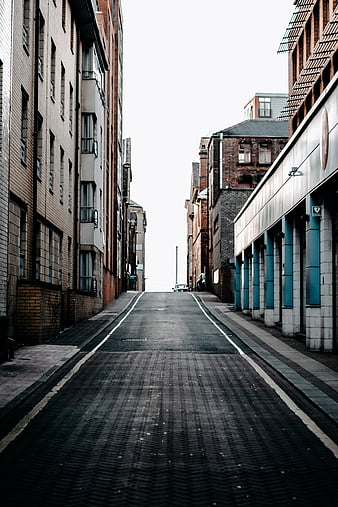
[175,245,178,285]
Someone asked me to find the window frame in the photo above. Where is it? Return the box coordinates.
[238,143,251,164]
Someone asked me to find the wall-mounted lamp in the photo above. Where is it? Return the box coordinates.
[288,166,302,177]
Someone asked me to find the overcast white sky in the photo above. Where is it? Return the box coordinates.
[122,0,295,292]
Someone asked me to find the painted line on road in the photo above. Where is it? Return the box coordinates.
[0,292,145,454]
[192,294,338,460]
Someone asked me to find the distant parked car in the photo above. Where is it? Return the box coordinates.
[173,283,189,292]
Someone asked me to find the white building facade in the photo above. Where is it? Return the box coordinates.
[234,73,338,352]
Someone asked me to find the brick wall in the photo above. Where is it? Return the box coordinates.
[16,281,100,344]
[222,138,286,189]
[16,281,62,344]
[212,189,252,302]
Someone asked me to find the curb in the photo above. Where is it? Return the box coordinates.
[0,292,141,422]
[197,295,338,426]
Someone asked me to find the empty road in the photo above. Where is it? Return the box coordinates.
[0,292,338,506]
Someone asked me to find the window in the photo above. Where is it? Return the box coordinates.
[36,113,43,178]
[19,209,27,278]
[81,113,97,154]
[38,12,45,78]
[70,15,74,52]
[67,237,72,288]
[80,251,95,292]
[258,97,271,118]
[69,83,73,134]
[305,19,311,62]
[80,182,95,222]
[213,214,219,233]
[49,131,55,192]
[259,144,272,164]
[48,229,53,283]
[238,143,251,164]
[23,0,30,51]
[60,147,64,203]
[35,222,41,280]
[82,46,93,79]
[21,88,29,165]
[323,0,329,27]
[82,45,103,92]
[60,63,65,119]
[68,160,72,212]
[58,237,62,286]
[238,174,253,188]
[62,0,66,30]
[50,39,56,100]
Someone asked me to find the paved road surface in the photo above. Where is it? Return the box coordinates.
[0,292,337,506]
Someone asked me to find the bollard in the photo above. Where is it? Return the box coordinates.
[8,338,15,360]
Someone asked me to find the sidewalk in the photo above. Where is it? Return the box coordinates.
[0,291,139,416]
[1,291,338,427]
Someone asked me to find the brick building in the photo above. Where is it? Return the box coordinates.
[186,141,209,291]
[122,137,132,291]
[234,0,338,352]
[5,0,124,347]
[186,118,288,301]
[99,0,125,303]
[207,119,288,302]
[0,0,12,360]
[128,201,147,292]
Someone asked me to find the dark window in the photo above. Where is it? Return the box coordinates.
[21,88,29,164]
[38,12,45,78]
[50,39,56,100]
[238,143,251,163]
[23,0,30,51]
[258,97,271,118]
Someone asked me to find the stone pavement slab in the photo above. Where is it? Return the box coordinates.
[0,344,78,409]
[0,291,139,417]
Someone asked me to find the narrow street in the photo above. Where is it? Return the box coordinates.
[0,292,338,506]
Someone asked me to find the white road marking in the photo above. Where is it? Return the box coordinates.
[0,292,145,454]
[191,294,338,460]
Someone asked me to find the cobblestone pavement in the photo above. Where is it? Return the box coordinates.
[0,292,338,506]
